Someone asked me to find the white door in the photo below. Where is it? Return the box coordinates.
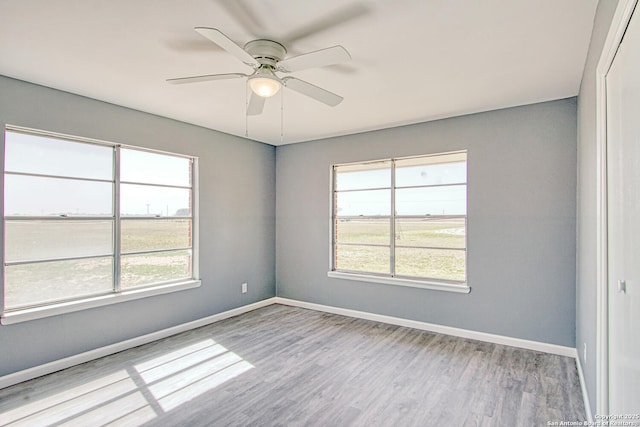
[606,3,640,415]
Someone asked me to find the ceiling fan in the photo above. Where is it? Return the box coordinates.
[167,27,352,115]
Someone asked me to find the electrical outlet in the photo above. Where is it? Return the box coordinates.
[583,343,587,364]
[241,283,248,294]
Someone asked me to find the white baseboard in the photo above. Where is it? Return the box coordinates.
[1,295,581,391]
[0,297,277,390]
[273,297,577,358]
[575,354,594,422]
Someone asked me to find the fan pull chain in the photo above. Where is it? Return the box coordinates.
[280,86,284,145]
[245,85,249,138]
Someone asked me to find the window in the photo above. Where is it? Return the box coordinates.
[330,151,468,291]
[2,127,199,319]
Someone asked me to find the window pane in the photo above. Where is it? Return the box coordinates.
[395,185,466,216]
[121,184,191,217]
[334,244,390,274]
[334,161,391,190]
[122,219,192,253]
[395,248,465,281]
[396,160,467,187]
[395,218,465,249]
[335,218,390,245]
[335,189,390,216]
[4,131,113,180]
[4,257,114,310]
[121,148,191,187]
[4,175,113,216]
[5,220,113,262]
[121,250,191,289]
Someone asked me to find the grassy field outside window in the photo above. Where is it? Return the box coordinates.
[2,127,196,312]
[332,151,467,283]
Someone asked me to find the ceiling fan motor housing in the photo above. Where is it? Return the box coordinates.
[244,40,287,67]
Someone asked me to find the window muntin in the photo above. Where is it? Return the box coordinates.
[332,151,467,284]
[2,128,197,313]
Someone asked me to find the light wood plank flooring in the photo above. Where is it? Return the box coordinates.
[0,304,585,426]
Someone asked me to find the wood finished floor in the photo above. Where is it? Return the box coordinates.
[0,304,585,427]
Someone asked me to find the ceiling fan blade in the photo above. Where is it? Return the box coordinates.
[166,73,247,85]
[277,46,351,73]
[283,77,343,107]
[216,0,267,38]
[281,3,370,44]
[194,27,259,68]
[247,92,266,116]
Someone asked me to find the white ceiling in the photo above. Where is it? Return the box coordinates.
[0,0,597,146]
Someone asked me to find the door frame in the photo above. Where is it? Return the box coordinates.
[595,0,638,415]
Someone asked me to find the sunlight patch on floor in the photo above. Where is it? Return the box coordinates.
[1,339,253,427]
[137,339,255,412]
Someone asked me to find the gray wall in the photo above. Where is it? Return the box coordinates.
[576,0,620,415]
[0,74,582,377]
[276,98,577,347]
[0,76,276,376]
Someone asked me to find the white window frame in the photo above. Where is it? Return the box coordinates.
[328,151,470,294]
[1,125,201,325]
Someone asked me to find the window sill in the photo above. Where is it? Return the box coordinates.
[0,279,202,325]
[327,271,470,294]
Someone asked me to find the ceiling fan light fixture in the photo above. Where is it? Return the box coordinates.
[249,75,281,98]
